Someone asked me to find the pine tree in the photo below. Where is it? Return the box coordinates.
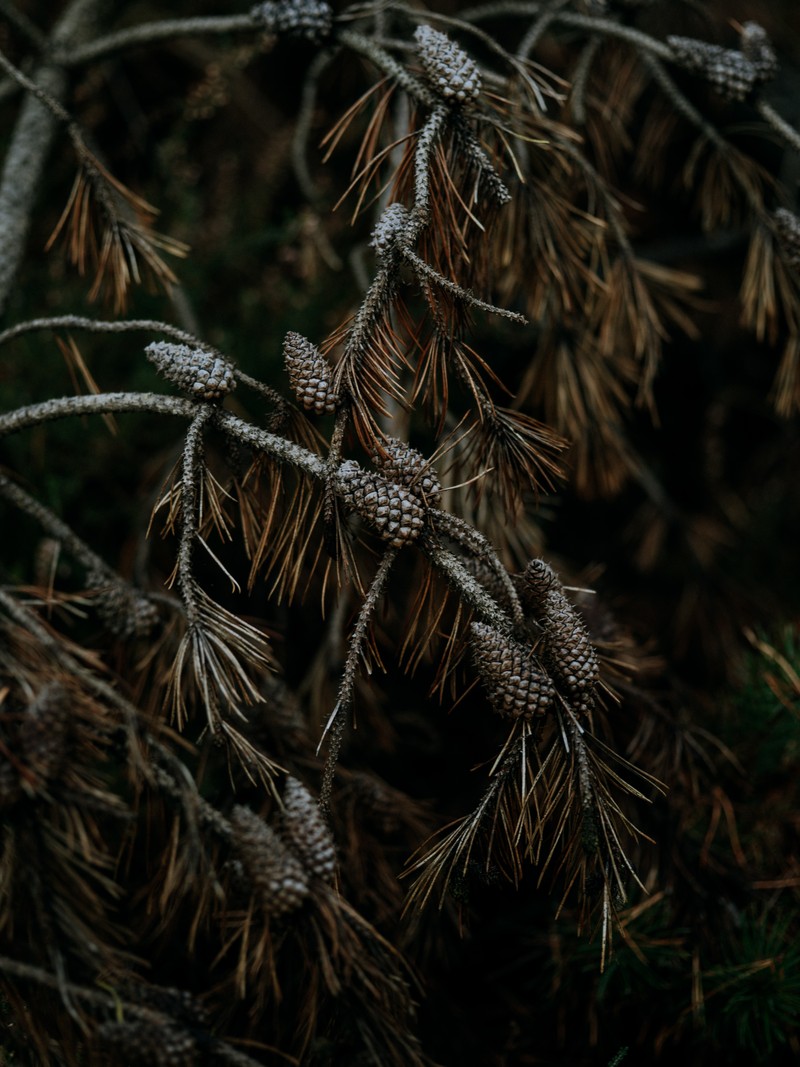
[1,2,799,1064]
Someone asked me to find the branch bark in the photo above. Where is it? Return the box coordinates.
[0,0,105,315]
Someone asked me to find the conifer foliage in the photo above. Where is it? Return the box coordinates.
[0,1,799,1064]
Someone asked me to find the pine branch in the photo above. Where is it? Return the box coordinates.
[0,0,105,312]
[756,98,800,155]
[319,546,399,808]
[0,955,269,1067]
[57,14,262,68]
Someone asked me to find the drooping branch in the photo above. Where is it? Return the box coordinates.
[0,314,205,348]
[0,469,123,582]
[56,14,260,67]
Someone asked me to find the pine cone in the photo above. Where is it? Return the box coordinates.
[774,208,800,271]
[740,22,778,83]
[230,805,310,918]
[18,683,71,792]
[96,1018,197,1067]
[145,342,235,401]
[414,25,481,105]
[518,560,599,712]
[281,777,336,882]
[88,570,159,639]
[470,621,555,721]
[123,985,208,1029]
[371,203,410,258]
[334,460,426,548]
[283,331,337,415]
[251,0,333,42]
[667,36,757,102]
[372,437,441,503]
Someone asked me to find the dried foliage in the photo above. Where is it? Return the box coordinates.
[1,2,799,1065]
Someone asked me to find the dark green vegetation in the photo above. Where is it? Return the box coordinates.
[1,1,799,1064]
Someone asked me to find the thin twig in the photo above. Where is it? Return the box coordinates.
[570,34,601,127]
[319,547,399,809]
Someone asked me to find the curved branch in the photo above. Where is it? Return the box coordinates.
[0,314,205,350]
[462,2,674,61]
[0,469,130,585]
[56,14,258,68]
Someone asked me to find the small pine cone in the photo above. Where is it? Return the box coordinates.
[251,0,333,42]
[774,208,800,271]
[517,557,559,613]
[281,777,336,883]
[470,621,554,721]
[145,341,235,401]
[370,203,409,257]
[334,460,426,548]
[667,36,757,102]
[230,805,310,918]
[88,570,158,639]
[372,437,441,503]
[518,560,599,712]
[18,684,70,791]
[96,1018,197,1067]
[124,985,208,1029]
[740,22,778,83]
[414,25,481,105]
[283,331,337,415]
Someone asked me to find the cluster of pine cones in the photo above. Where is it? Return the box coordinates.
[470,560,600,723]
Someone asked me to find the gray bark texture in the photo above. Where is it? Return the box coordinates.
[0,0,105,315]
